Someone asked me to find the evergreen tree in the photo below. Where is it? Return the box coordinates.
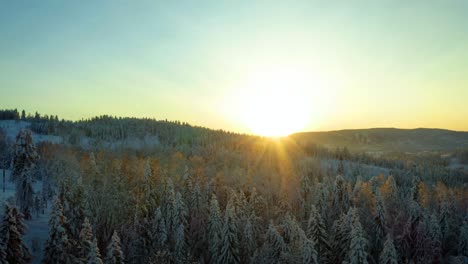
[0,204,31,264]
[282,213,300,244]
[219,200,240,264]
[379,234,398,264]
[12,129,39,220]
[79,217,93,260]
[300,231,318,264]
[174,223,187,264]
[331,209,353,263]
[106,231,124,264]
[428,213,442,261]
[347,211,368,264]
[241,217,256,262]
[208,194,222,263]
[306,205,329,261]
[151,207,167,250]
[43,198,74,263]
[458,220,468,257]
[88,238,103,264]
[262,221,286,263]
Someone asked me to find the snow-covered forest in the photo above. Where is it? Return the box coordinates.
[0,109,467,264]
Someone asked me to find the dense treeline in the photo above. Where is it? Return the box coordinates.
[0,113,467,263]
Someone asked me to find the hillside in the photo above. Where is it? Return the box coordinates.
[291,128,468,153]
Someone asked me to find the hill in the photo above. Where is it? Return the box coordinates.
[291,128,468,153]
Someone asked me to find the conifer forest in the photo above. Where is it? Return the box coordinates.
[0,110,467,264]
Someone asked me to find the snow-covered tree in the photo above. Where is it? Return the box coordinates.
[306,205,329,260]
[379,234,398,264]
[12,129,39,220]
[458,220,468,257]
[87,238,103,264]
[173,223,187,264]
[300,230,318,264]
[43,198,74,263]
[0,204,31,264]
[428,213,442,261]
[218,200,240,264]
[282,213,300,244]
[241,217,256,261]
[331,209,353,263]
[106,231,124,264]
[151,207,167,250]
[261,221,286,263]
[78,217,94,260]
[347,211,368,264]
[208,194,222,263]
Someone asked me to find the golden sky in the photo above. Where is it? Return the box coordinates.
[1,1,467,135]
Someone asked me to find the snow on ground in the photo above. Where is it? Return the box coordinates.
[0,169,51,264]
[0,120,63,144]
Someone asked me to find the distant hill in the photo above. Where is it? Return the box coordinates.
[290,128,468,153]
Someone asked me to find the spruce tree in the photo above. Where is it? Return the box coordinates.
[79,217,94,260]
[43,198,74,263]
[379,234,398,264]
[263,221,286,262]
[88,238,103,264]
[331,208,353,263]
[347,211,368,264]
[0,204,31,264]
[300,231,318,264]
[106,231,124,264]
[174,223,187,264]
[306,205,329,260]
[242,217,256,262]
[458,220,468,257]
[208,194,222,263]
[12,129,39,220]
[219,201,240,264]
[151,207,167,250]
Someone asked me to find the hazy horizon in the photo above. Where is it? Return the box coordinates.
[2,1,468,135]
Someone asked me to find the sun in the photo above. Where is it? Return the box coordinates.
[238,65,317,137]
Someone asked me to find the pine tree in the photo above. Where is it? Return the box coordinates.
[379,234,398,264]
[347,211,368,264]
[88,238,103,264]
[0,204,31,264]
[43,198,74,263]
[208,194,223,263]
[218,199,240,264]
[12,129,39,220]
[306,205,329,260]
[106,231,124,264]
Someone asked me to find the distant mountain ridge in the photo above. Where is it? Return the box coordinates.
[291,127,468,152]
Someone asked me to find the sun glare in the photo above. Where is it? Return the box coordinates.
[238,65,318,137]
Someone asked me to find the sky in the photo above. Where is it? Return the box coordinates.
[1,1,468,134]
